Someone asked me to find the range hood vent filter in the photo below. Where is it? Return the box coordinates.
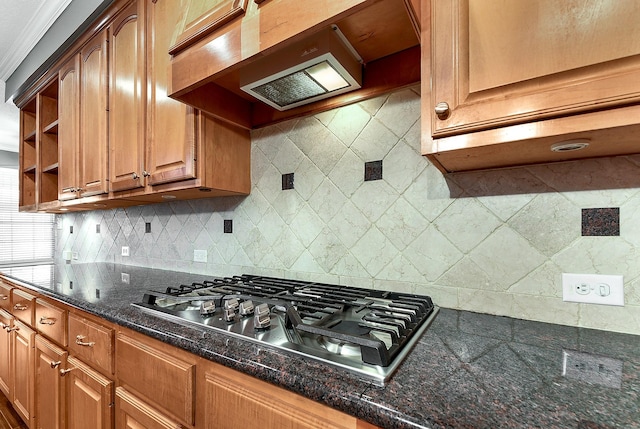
[240,27,362,111]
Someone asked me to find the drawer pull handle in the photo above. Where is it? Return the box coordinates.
[0,323,8,330]
[13,304,28,311]
[5,326,18,333]
[50,361,61,369]
[75,335,95,347]
[0,294,7,300]
[39,316,57,325]
[60,367,75,376]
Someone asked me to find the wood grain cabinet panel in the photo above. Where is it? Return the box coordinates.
[35,298,68,347]
[79,28,109,198]
[115,331,196,426]
[145,0,198,187]
[11,289,36,327]
[0,281,12,312]
[58,54,81,201]
[425,0,640,172]
[65,355,114,429]
[115,387,183,429]
[68,313,114,376]
[0,310,12,398]
[203,362,362,429]
[12,320,35,428]
[109,0,146,193]
[35,336,67,429]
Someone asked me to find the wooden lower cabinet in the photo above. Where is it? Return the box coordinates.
[202,362,369,429]
[115,387,183,429]
[66,355,114,429]
[0,310,12,398]
[12,320,35,427]
[35,336,67,429]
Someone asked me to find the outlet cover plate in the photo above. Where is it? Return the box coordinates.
[194,249,207,263]
[562,273,624,306]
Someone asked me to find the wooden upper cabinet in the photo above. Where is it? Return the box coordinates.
[79,29,109,198]
[109,0,146,193]
[146,0,198,186]
[431,0,640,137]
[58,55,81,201]
[169,0,249,54]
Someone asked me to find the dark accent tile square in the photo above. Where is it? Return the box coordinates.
[70,225,73,234]
[95,289,100,299]
[145,222,151,233]
[282,173,294,190]
[96,224,100,233]
[364,160,383,181]
[582,208,619,236]
[224,219,233,234]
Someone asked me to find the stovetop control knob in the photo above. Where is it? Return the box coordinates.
[253,303,271,330]
[239,300,254,316]
[199,300,216,317]
[223,298,239,322]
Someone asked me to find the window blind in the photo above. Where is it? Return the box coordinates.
[0,167,55,267]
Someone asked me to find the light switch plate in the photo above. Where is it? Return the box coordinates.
[121,246,130,257]
[562,273,624,306]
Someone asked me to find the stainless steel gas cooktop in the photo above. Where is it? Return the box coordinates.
[132,275,438,385]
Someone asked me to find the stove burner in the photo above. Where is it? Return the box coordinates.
[133,274,438,385]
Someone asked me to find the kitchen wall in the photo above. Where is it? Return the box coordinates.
[56,85,640,335]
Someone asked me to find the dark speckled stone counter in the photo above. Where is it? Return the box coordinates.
[2,263,639,429]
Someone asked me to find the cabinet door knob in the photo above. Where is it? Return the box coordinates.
[39,316,57,325]
[0,294,7,300]
[62,187,77,193]
[132,172,139,179]
[5,326,18,333]
[0,322,7,330]
[75,335,95,347]
[434,102,450,119]
[50,361,61,369]
[13,303,28,311]
[142,171,151,177]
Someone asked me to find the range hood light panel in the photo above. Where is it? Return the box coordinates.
[306,61,350,91]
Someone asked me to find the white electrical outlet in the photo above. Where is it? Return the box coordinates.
[121,246,130,257]
[72,252,79,260]
[562,273,624,306]
[193,249,207,263]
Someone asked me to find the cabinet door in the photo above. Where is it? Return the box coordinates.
[58,54,81,201]
[115,387,183,429]
[0,310,12,398]
[431,0,640,137]
[79,29,109,197]
[65,356,113,429]
[146,0,197,186]
[12,320,35,427]
[35,336,67,429]
[110,0,146,193]
[204,363,359,429]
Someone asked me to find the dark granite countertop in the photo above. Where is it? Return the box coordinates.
[1,263,639,429]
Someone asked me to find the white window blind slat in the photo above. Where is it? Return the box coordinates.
[0,167,55,267]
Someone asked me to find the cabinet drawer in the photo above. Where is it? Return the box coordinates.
[0,281,12,312]
[116,332,195,426]
[68,313,113,375]
[35,298,68,347]
[11,289,35,327]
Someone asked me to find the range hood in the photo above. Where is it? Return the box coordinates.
[239,26,362,111]
[168,0,421,129]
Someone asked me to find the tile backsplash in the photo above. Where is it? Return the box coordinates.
[56,86,640,335]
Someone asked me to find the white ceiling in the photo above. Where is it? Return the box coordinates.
[0,0,72,153]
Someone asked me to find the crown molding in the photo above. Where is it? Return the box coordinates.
[0,0,72,81]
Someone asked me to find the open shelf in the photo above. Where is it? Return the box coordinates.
[43,120,59,135]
